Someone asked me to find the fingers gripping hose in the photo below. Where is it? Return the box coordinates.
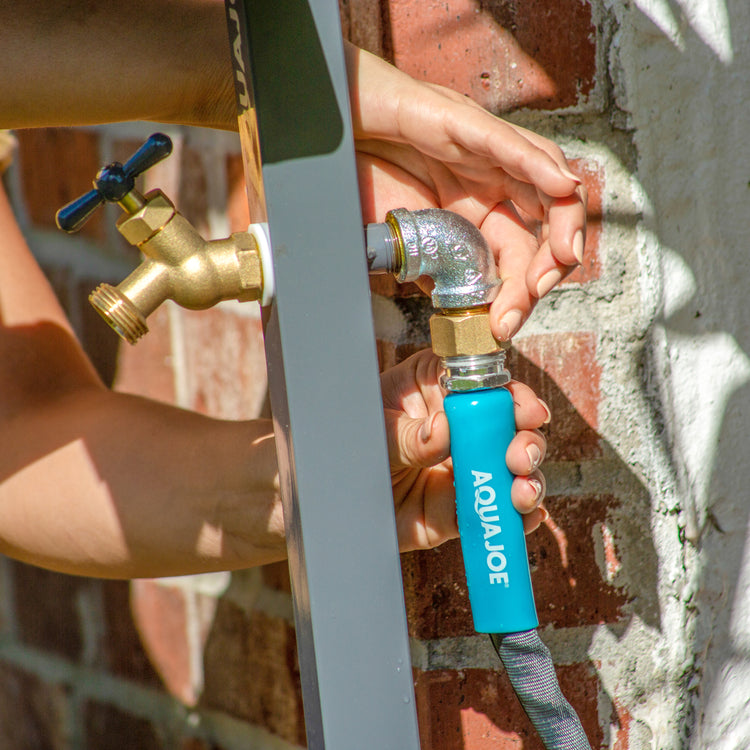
[445,373,592,750]
[369,208,592,748]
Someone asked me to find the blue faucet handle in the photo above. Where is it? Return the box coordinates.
[55,188,105,233]
[55,133,173,233]
[121,132,172,182]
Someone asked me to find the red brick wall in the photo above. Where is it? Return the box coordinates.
[1,1,636,748]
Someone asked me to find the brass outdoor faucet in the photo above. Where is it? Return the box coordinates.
[56,133,272,344]
[58,133,502,374]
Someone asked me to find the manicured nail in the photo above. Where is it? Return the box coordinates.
[536,268,563,298]
[561,167,582,184]
[538,399,552,424]
[572,229,585,265]
[528,477,544,502]
[497,309,523,341]
[526,444,543,472]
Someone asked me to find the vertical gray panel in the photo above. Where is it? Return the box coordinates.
[225,1,422,747]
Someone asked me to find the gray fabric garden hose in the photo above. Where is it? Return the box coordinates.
[490,630,592,750]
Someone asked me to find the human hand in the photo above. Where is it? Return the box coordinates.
[380,349,549,552]
[347,45,587,342]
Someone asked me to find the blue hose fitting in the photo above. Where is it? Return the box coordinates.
[444,354,539,634]
[368,207,539,633]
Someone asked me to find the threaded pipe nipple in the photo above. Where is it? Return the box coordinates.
[89,283,148,345]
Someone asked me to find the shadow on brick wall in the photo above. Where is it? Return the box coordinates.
[81,297,660,746]
[397,348,658,747]
[0,314,658,748]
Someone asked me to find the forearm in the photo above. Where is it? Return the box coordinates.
[0,185,283,578]
[0,5,394,135]
[0,390,284,579]
[0,0,236,130]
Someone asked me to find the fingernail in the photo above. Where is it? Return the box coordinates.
[536,268,563,298]
[560,167,582,184]
[538,399,552,424]
[420,414,434,443]
[497,309,523,341]
[539,507,550,523]
[572,229,585,265]
[526,444,542,472]
[528,477,544,502]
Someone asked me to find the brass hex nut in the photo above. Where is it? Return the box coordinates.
[233,232,263,301]
[117,190,175,246]
[429,311,500,357]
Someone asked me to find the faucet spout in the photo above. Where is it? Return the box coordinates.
[56,133,272,345]
[87,190,267,344]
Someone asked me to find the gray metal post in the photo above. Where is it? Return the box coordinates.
[224,1,422,747]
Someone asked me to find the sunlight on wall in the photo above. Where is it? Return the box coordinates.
[632,0,733,63]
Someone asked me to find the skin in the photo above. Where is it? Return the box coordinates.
[0,0,587,339]
[0,182,548,579]
[0,0,582,577]
[346,45,587,339]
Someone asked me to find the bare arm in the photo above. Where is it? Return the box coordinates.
[2,2,584,336]
[0,0,236,130]
[0,179,549,578]
[0,184,285,578]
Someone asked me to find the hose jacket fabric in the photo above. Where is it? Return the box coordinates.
[490,630,592,750]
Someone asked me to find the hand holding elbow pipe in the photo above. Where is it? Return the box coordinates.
[369,207,545,626]
[373,207,591,748]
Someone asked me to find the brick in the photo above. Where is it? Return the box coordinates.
[529,495,630,627]
[402,495,629,639]
[11,561,84,660]
[565,158,603,285]
[100,580,163,690]
[0,663,68,750]
[129,580,194,704]
[387,0,597,112]
[414,662,601,750]
[402,541,474,638]
[180,739,222,750]
[113,305,176,403]
[369,274,423,300]
[201,600,305,747]
[510,333,602,461]
[177,146,210,237]
[180,307,268,420]
[339,0,386,56]
[85,700,164,750]
[610,698,632,750]
[226,154,252,233]
[261,561,293,593]
[15,128,105,240]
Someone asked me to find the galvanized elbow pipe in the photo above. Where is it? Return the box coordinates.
[367,207,507,391]
[367,208,500,310]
